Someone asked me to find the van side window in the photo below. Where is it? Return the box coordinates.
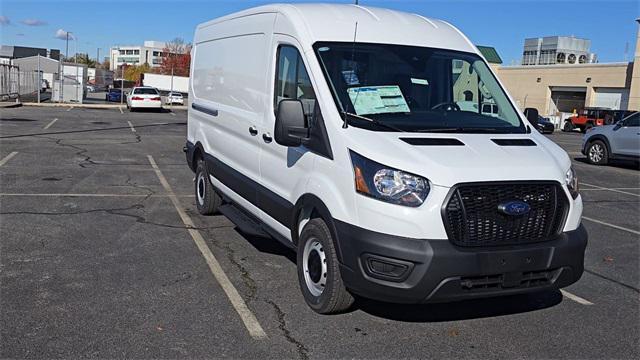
[274,45,317,119]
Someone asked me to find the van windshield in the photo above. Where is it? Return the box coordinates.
[314,42,526,133]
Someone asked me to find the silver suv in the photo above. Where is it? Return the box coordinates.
[582,112,639,165]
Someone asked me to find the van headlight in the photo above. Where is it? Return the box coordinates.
[566,166,579,199]
[350,150,430,207]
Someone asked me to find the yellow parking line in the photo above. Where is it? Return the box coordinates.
[147,155,267,340]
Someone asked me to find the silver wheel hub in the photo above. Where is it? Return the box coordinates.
[196,173,206,205]
[589,144,603,162]
[302,239,327,297]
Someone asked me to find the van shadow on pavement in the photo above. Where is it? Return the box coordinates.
[235,227,563,322]
[574,157,640,171]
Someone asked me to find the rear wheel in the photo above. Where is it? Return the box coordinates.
[195,159,221,215]
[563,121,574,132]
[297,218,354,314]
[586,140,608,165]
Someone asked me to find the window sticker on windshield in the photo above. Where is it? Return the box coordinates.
[341,70,360,85]
[347,85,410,115]
[411,78,429,85]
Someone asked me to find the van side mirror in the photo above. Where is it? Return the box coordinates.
[275,99,309,147]
[524,107,539,128]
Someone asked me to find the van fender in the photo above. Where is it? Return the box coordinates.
[292,193,346,263]
[292,176,353,261]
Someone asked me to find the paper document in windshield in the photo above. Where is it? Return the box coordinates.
[347,85,410,115]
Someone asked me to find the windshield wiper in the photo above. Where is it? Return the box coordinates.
[342,112,404,132]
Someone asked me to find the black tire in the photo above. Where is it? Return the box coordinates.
[297,218,354,314]
[586,140,609,165]
[195,159,221,215]
[563,121,574,132]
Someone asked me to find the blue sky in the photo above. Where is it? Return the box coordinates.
[1,0,638,64]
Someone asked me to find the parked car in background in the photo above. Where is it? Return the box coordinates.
[126,87,162,111]
[537,116,555,134]
[105,88,123,102]
[582,112,639,165]
[86,85,96,93]
[167,92,184,105]
[564,107,632,133]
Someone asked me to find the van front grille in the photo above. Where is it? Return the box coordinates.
[443,182,568,247]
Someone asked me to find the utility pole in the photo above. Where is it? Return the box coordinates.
[37,54,41,104]
[75,37,79,103]
[97,48,100,66]
[170,61,174,111]
[121,64,124,106]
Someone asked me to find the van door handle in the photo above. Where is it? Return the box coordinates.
[249,126,258,136]
[262,133,273,143]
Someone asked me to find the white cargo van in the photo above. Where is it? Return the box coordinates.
[185,4,587,314]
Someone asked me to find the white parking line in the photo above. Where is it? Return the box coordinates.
[560,290,594,305]
[147,155,267,340]
[582,216,640,235]
[66,107,73,112]
[581,187,640,191]
[127,121,136,132]
[0,152,18,167]
[119,107,124,114]
[581,182,640,197]
[43,118,58,130]
[170,112,176,116]
[0,193,194,198]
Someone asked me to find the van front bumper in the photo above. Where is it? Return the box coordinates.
[335,220,587,304]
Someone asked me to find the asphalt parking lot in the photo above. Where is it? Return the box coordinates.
[1,107,638,359]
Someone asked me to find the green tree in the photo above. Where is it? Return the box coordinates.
[124,63,151,83]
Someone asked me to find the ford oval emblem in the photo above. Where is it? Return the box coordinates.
[498,200,531,216]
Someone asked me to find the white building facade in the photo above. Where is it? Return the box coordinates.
[109,41,168,71]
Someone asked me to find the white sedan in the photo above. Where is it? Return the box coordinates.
[126,87,162,111]
[167,92,184,105]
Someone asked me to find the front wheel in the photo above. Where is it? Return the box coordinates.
[297,218,354,314]
[563,122,574,132]
[195,160,221,215]
[586,140,608,165]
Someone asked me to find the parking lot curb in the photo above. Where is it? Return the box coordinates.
[22,102,122,109]
[0,102,23,108]
[20,103,188,111]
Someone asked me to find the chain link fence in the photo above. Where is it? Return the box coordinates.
[0,64,41,102]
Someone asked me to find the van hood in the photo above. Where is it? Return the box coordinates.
[345,128,571,187]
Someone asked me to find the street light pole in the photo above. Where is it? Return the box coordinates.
[37,53,41,104]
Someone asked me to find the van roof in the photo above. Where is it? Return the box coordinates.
[196,3,478,54]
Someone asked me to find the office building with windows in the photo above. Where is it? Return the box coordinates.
[109,41,170,71]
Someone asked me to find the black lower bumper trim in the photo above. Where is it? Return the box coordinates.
[334,220,588,304]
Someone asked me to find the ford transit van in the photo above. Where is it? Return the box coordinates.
[185,4,587,314]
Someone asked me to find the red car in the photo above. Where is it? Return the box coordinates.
[563,108,634,133]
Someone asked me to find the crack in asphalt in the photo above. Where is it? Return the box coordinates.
[584,268,640,293]
[0,205,231,231]
[203,227,258,301]
[267,300,310,360]
[200,225,308,357]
